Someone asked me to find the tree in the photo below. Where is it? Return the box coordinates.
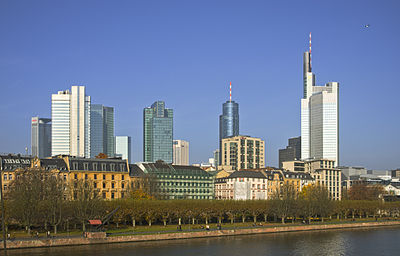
[271,184,297,224]
[348,183,384,200]
[70,179,104,231]
[299,184,333,223]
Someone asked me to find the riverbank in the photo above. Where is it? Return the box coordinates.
[2,220,400,250]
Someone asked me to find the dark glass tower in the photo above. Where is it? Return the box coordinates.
[219,100,239,164]
[143,101,173,163]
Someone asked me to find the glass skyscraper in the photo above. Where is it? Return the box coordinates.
[219,100,239,163]
[31,117,52,158]
[51,86,91,158]
[90,104,115,158]
[143,101,173,163]
[301,43,339,166]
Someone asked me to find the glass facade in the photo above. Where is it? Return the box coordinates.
[115,136,131,163]
[31,117,51,158]
[219,101,239,161]
[90,105,115,158]
[143,101,173,163]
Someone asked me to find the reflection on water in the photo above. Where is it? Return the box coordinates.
[5,226,400,256]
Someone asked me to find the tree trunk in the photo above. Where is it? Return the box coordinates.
[179,218,182,226]
[148,219,152,226]
[321,217,324,223]
[132,218,136,228]
[192,218,195,225]
[253,215,257,223]
[219,217,222,224]
[54,225,57,234]
[116,222,119,228]
[163,220,167,226]
[82,221,86,232]
[242,216,245,223]
[281,216,285,224]
[206,217,208,225]
[264,214,267,223]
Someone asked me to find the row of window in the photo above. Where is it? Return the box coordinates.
[74,173,125,181]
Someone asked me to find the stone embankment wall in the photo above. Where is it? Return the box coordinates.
[3,221,400,250]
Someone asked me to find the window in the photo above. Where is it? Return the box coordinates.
[94,182,97,188]
[8,174,12,180]
[122,175,124,181]
[122,183,125,189]
[112,183,115,189]
[103,174,106,180]
[103,183,106,188]
[102,163,106,171]
[73,162,78,170]
[102,193,106,199]
[111,192,115,199]
[121,192,124,198]
[3,174,7,180]
[111,175,114,180]
[94,174,97,180]
[93,163,98,171]
[74,174,78,179]
[85,174,88,180]
[63,175,67,181]
[3,185,7,190]
[83,163,89,170]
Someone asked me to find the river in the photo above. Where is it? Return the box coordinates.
[5,226,400,256]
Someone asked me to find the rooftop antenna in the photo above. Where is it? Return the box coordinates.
[309,32,312,71]
[229,81,232,102]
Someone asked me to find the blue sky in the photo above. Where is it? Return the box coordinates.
[0,0,399,169]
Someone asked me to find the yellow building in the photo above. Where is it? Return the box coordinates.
[221,135,265,171]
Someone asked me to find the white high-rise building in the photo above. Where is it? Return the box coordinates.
[51,86,91,158]
[173,140,189,165]
[301,34,339,166]
[115,136,131,163]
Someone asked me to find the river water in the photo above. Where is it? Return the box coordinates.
[6,226,400,256]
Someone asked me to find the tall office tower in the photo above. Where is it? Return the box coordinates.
[173,140,189,165]
[219,82,239,161]
[51,86,91,158]
[90,105,115,158]
[115,136,131,163]
[213,149,220,168]
[278,136,301,168]
[31,117,52,158]
[301,33,339,166]
[143,101,173,163]
[221,135,265,170]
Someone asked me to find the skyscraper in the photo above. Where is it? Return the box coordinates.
[51,86,91,158]
[115,136,131,163]
[31,117,51,158]
[143,101,173,163]
[173,140,189,165]
[219,82,239,162]
[301,33,339,165]
[90,105,115,158]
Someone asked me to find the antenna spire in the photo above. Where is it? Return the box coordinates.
[229,81,232,102]
[309,32,312,70]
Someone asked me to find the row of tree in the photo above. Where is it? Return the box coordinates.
[3,168,400,234]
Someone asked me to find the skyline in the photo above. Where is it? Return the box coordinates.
[1,1,399,169]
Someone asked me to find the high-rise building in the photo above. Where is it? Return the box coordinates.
[301,33,339,166]
[219,82,239,161]
[143,101,173,163]
[278,136,301,168]
[31,117,52,158]
[213,149,220,168]
[221,135,265,170]
[51,86,91,158]
[115,136,131,163]
[90,105,115,158]
[173,140,189,165]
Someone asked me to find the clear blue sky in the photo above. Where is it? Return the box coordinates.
[0,0,399,170]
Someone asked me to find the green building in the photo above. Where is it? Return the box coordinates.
[143,101,173,163]
[133,161,214,199]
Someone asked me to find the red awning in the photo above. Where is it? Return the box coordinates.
[88,220,102,225]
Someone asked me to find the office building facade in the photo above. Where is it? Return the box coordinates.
[221,135,265,170]
[31,117,52,158]
[90,105,115,158]
[278,136,301,168]
[173,140,189,165]
[115,136,131,163]
[143,101,173,163]
[301,37,339,166]
[51,86,91,158]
